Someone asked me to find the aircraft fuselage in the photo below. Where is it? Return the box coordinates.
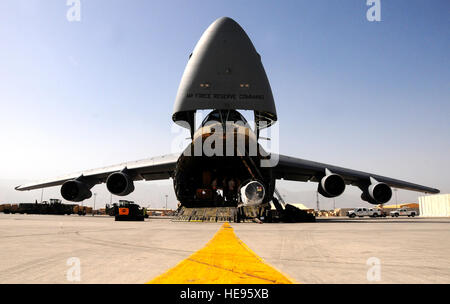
[173,110,275,208]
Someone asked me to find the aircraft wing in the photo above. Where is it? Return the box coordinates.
[273,154,439,193]
[15,153,179,191]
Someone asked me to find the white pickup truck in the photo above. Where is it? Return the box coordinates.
[390,208,417,217]
[347,208,384,218]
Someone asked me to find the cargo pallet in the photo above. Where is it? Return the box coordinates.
[173,206,265,223]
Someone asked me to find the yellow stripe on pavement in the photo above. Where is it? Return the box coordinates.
[148,223,295,284]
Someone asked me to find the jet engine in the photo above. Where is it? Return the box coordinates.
[318,170,346,198]
[240,180,265,206]
[361,178,392,204]
[61,179,93,202]
[106,171,135,196]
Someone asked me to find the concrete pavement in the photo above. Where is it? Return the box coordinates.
[0,214,449,283]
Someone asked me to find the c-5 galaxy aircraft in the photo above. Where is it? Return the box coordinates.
[16,17,439,215]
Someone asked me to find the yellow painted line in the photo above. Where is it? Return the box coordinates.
[148,223,295,284]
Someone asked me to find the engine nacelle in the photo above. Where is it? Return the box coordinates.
[318,172,346,198]
[368,182,392,204]
[240,180,265,206]
[106,171,135,196]
[61,180,93,202]
[361,179,392,204]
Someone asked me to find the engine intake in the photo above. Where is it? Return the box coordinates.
[318,171,346,198]
[240,180,265,206]
[368,182,392,204]
[106,171,135,196]
[61,179,93,202]
[361,178,392,204]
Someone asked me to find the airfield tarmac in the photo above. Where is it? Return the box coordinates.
[0,214,449,284]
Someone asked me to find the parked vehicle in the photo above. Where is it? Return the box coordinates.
[347,207,384,218]
[114,200,147,221]
[19,199,75,215]
[73,205,92,216]
[105,203,118,216]
[390,208,417,217]
[1,204,12,214]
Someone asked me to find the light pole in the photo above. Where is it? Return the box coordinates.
[394,188,398,208]
[316,191,320,212]
[165,195,168,210]
[93,193,97,216]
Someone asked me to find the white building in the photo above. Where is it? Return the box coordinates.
[419,194,450,217]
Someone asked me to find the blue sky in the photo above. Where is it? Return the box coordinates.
[0,0,449,208]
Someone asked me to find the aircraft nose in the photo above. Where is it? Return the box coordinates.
[173,16,277,129]
[208,17,243,33]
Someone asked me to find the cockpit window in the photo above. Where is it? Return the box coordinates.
[201,110,248,126]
